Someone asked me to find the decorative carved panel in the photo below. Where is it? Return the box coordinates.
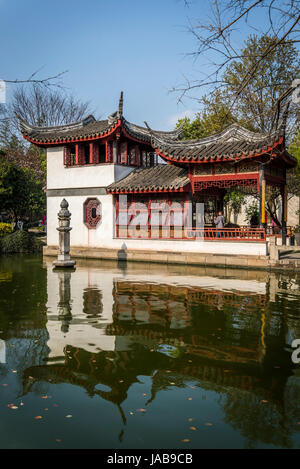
[214,163,235,175]
[84,198,101,229]
[92,143,99,164]
[120,142,127,164]
[237,161,259,173]
[193,165,212,176]
[106,141,113,163]
[193,178,257,191]
[78,144,85,165]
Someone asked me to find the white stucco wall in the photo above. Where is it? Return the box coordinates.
[47,147,134,189]
[287,195,300,227]
[47,194,114,247]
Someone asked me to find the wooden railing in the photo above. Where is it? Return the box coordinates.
[185,227,266,241]
[116,225,266,242]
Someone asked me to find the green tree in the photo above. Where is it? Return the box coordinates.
[223,35,300,132]
[0,160,45,222]
[177,91,241,140]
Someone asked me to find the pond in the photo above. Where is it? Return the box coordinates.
[0,255,300,449]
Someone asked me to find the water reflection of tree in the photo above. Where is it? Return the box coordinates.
[0,256,49,395]
[221,388,294,448]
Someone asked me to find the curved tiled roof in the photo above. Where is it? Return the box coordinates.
[106,164,190,193]
[20,115,114,144]
[147,123,297,166]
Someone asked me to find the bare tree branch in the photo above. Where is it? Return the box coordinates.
[3,70,68,88]
[174,0,300,102]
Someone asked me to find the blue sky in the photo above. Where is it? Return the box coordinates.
[0,0,289,130]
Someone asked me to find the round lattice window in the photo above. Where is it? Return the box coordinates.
[84,198,101,229]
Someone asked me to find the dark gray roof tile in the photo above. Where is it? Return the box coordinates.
[107,164,190,193]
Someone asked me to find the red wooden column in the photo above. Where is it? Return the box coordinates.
[259,164,267,229]
[89,143,93,164]
[75,144,79,165]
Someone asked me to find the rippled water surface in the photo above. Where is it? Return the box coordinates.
[0,255,300,449]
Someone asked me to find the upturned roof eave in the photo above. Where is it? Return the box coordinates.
[19,115,183,147]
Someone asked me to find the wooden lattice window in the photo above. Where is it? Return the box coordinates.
[106,141,113,163]
[84,198,101,229]
[120,142,127,164]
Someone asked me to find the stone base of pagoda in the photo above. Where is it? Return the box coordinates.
[53,259,76,269]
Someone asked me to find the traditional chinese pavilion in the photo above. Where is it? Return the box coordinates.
[20,93,297,266]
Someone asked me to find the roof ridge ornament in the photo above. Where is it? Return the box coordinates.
[118,91,124,118]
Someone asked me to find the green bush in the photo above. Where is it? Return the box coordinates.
[0,222,13,236]
[0,230,43,254]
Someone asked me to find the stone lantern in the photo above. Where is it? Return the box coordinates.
[53,199,76,269]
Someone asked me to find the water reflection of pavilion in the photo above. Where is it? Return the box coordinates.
[17,261,300,447]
